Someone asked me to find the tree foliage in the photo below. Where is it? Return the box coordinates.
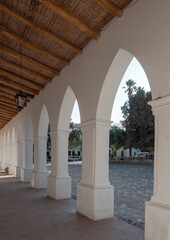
[123,79,137,97]
[109,126,126,158]
[69,121,82,149]
[121,83,154,155]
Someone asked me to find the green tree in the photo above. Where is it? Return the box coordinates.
[121,86,154,156]
[69,121,82,149]
[123,79,137,97]
[109,126,126,158]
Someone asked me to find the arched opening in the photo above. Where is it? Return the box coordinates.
[97,49,154,228]
[68,99,81,199]
[48,86,82,200]
[32,104,50,188]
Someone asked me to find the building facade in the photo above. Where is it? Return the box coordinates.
[0,1,170,239]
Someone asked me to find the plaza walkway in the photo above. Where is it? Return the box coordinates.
[0,171,144,240]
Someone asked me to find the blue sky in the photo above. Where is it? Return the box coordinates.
[71,57,151,124]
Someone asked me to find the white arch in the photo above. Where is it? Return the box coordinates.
[26,116,34,140]
[96,48,152,121]
[38,104,49,137]
[58,86,81,131]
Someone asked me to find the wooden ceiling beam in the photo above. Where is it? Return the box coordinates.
[0,113,12,119]
[0,103,18,112]
[0,95,16,105]
[0,26,69,66]
[38,0,99,40]
[0,69,44,91]
[94,0,123,16]
[0,75,39,96]
[0,109,16,116]
[0,3,81,54]
[0,84,32,100]
[0,100,18,110]
[0,57,51,83]
[0,105,17,114]
[0,90,16,100]
[0,45,59,76]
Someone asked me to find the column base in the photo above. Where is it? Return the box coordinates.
[145,201,170,240]
[1,163,6,170]
[9,165,14,175]
[47,175,71,200]
[21,168,32,182]
[14,166,21,178]
[31,170,49,189]
[77,183,114,220]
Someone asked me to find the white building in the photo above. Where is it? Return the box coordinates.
[116,147,139,158]
[0,0,170,239]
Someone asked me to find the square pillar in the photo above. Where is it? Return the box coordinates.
[14,141,22,178]
[31,136,49,189]
[77,119,114,220]
[21,139,33,182]
[145,96,170,240]
[47,130,71,200]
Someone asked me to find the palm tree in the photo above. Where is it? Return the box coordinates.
[123,79,137,97]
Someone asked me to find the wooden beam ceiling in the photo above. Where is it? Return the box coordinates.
[94,0,123,16]
[0,3,82,54]
[0,45,59,76]
[0,69,44,91]
[0,26,69,66]
[38,0,100,40]
[0,57,51,83]
[0,75,39,95]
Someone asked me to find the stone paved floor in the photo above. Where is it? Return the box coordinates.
[0,173,144,240]
[65,163,153,229]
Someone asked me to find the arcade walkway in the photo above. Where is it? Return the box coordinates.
[0,172,144,240]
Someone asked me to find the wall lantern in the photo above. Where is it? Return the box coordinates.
[15,91,27,110]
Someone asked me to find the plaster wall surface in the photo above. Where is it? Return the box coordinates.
[1,0,170,239]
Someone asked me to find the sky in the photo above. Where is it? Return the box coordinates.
[71,57,151,124]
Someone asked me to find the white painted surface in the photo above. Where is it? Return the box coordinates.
[0,0,170,238]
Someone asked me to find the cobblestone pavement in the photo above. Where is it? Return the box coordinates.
[67,163,153,229]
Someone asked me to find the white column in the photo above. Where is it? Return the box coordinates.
[21,139,33,182]
[77,119,114,220]
[47,130,71,199]
[31,136,49,189]
[14,141,22,178]
[9,143,14,174]
[0,145,1,169]
[145,96,170,240]
[1,144,6,169]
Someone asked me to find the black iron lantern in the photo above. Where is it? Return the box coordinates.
[15,91,27,110]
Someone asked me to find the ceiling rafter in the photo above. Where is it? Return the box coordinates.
[0,109,17,116]
[0,57,51,83]
[0,75,39,96]
[0,90,17,100]
[0,102,18,111]
[0,100,19,110]
[0,105,17,114]
[94,0,123,16]
[0,95,17,105]
[0,69,44,91]
[0,3,82,54]
[38,0,99,40]
[0,26,69,66]
[0,45,59,76]
[0,84,32,100]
